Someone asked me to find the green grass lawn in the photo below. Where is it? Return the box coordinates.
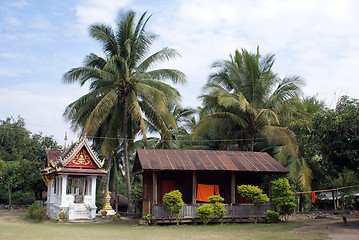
[0,213,325,240]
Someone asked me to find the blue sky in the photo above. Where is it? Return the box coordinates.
[1,0,359,146]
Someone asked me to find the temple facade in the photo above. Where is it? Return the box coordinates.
[41,139,107,220]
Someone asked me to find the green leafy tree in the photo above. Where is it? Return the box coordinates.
[162,190,184,225]
[277,96,325,192]
[271,178,296,222]
[312,96,359,178]
[63,10,185,212]
[0,117,59,208]
[237,185,269,204]
[194,47,303,153]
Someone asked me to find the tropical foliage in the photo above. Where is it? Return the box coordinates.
[194,47,303,153]
[63,10,185,211]
[237,184,269,204]
[0,117,59,208]
[4,9,359,218]
[271,178,296,222]
[162,190,184,225]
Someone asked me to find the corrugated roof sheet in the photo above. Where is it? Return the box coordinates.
[133,149,288,174]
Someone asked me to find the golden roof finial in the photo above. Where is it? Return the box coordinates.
[64,132,68,149]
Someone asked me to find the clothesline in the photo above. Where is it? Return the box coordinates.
[295,184,359,194]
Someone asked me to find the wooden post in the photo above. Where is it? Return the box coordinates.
[152,171,158,204]
[332,191,337,211]
[231,172,235,204]
[268,174,272,202]
[192,171,197,204]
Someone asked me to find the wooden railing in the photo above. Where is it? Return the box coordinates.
[151,203,274,220]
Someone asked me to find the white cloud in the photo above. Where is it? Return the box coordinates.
[144,0,359,108]
[74,0,130,32]
[7,0,28,9]
[3,14,21,27]
[0,82,88,145]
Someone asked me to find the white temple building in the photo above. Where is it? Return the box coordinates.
[41,139,107,220]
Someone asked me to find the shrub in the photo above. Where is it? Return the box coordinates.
[27,201,47,222]
[237,185,269,204]
[142,214,151,224]
[213,202,227,223]
[162,190,184,225]
[196,204,213,224]
[12,191,34,206]
[196,195,227,224]
[96,191,105,210]
[208,195,224,203]
[208,195,227,223]
[271,178,296,222]
[265,210,279,223]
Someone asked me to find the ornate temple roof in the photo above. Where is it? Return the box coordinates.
[41,138,107,176]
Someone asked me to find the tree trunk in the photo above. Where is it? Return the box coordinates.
[105,152,113,196]
[123,94,132,213]
[1,177,11,211]
[113,158,119,213]
[248,132,255,151]
[8,180,11,211]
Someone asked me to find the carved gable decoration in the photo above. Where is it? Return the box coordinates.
[66,148,97,168]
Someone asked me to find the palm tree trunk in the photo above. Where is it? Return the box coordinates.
[123,94,132,213]
[249,132,255,152]
[105,152,112,196]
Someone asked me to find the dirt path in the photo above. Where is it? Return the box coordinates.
[291,216,359,240]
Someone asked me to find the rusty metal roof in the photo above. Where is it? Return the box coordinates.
[133,149,288,174]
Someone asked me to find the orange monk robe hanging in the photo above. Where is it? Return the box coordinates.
[311,191,316,203]
[196,184,220,202]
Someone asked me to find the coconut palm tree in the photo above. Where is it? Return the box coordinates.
[278,96,325,191]
[63,10,185,212]
[143,104,197,149]
[194,47,303,154]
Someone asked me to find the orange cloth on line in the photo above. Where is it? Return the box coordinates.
[196,184,219,202]
[214,185,219,195]
[311,191,315,203]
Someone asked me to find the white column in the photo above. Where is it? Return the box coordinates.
[91,176,97,206]
[60,175,68,207]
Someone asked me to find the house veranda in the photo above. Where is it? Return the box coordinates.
[133,149,288,224]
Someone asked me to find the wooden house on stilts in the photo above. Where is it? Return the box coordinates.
[133,149,288,224]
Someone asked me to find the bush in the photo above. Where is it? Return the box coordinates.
[163,190,184,225]
[142,214,151,224]
[237,185,269,204]
[196,204,213,224]
[96,191,105,210]
[27,201,47,221]
[197,195,227,224]
[265,210,279,223]
[12,191,34,206]
[271,178,296,222]
[213,202,227,223]
[208,195,224,203]
[208,195,227,223]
